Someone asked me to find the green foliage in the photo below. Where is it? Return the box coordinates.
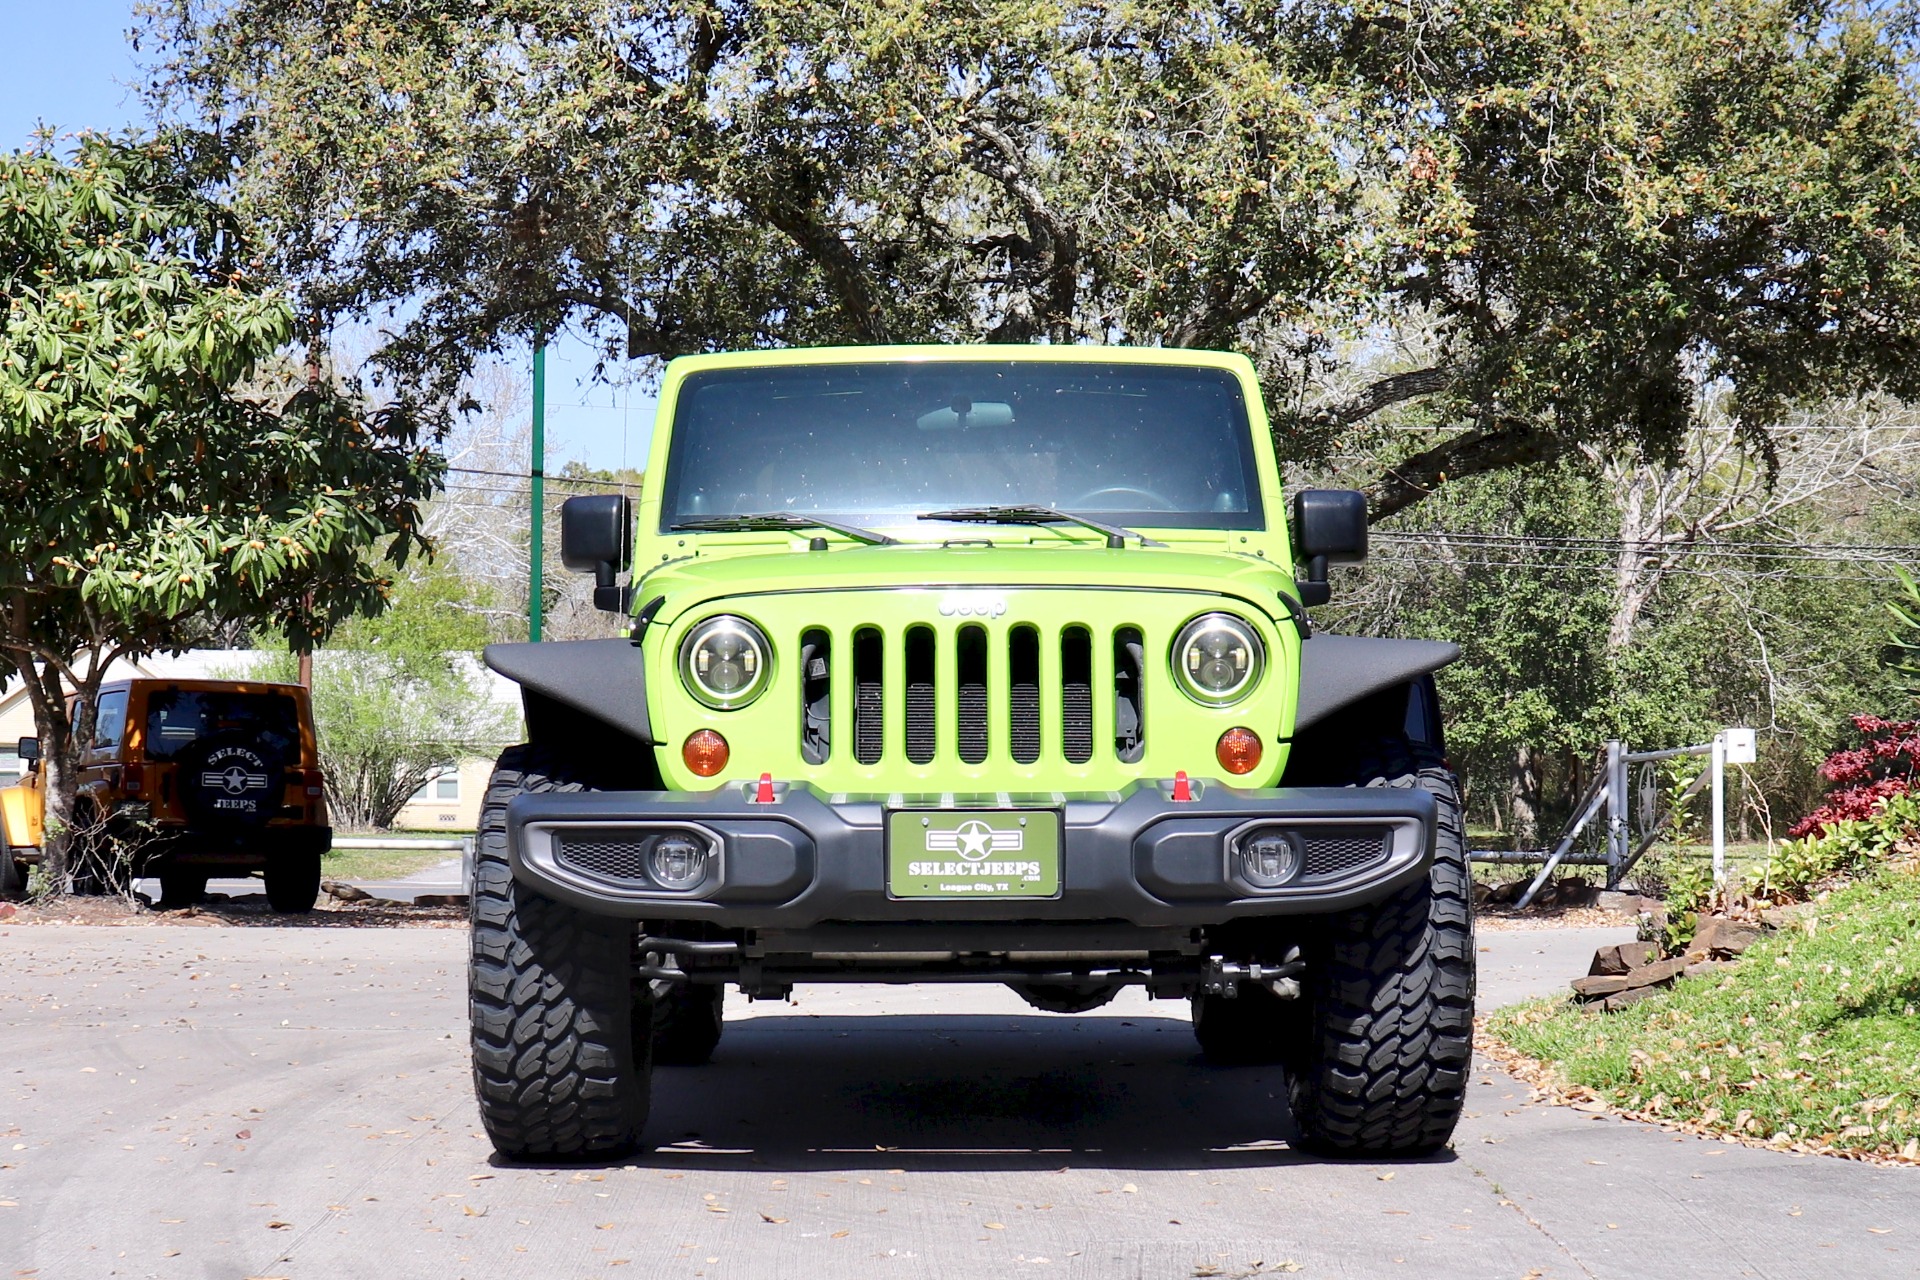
[327,556,496,667]
[0,135,439,656]
[1751,790,1920,904]
[140,1,1920,506]
[1492,868,1920,1161]
[1886,565,1920,699]
[241,568,516,830]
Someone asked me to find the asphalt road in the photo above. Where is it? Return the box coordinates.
[1,923,1913,1280]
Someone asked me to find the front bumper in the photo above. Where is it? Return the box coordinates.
[506,778,1434,928]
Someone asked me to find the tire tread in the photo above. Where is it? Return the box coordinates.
[469,745,649,1159]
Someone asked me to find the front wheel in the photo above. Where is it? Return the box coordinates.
[1285,740,1475,1158]
[469,745,651,1160]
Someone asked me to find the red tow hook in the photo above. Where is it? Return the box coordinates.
[1171,771,1193,802]
[752,772,777,804]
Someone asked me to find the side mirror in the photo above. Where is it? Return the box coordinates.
[560,494,634,613]
[1291,489,1368,607]
[16,737,40,771]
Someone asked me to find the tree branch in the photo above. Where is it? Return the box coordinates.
[755,197,892,343]
[1366,420,1568,519]
[1314,365,1453,429]
[963,119,1079,342]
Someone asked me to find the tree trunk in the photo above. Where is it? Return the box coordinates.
[1608,467,1657,654]
[1509,744,1543,849]
[16,659,83,890]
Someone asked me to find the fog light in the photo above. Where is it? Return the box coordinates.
[648,833,710,889]
[683,729,730,777]
[1215,726,1263,775]
[1239,829,1300,887]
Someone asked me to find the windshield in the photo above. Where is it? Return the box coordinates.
[144,689,302,761]
[658,361,1265,532]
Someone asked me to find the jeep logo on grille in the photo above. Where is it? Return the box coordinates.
[938,592,1007,618]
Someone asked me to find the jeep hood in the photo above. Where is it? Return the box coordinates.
[638,544,1301,625]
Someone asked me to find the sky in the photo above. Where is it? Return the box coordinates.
[0,0,650,473]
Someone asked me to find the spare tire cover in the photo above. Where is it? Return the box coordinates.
[177,734,283,829]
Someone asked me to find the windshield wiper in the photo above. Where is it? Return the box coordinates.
[916,505,1165,548]
[669,513,897,546]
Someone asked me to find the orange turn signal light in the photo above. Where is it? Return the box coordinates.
[682,729,730,777]
[1216,726,1263,775]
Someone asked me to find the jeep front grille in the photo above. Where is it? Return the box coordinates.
[808,620,1145,771]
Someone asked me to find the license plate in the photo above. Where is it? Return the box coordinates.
[886,809,1062,900]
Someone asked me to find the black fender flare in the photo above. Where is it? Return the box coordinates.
[485,640,655,746]
[1294,635,1461,733]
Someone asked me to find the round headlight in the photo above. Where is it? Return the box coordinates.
[1172,613,1264,706]
[680,616,771,709]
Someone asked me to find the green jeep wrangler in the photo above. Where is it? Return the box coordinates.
[471,346,1470,1161]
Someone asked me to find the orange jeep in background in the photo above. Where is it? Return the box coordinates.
[0,678,331,911]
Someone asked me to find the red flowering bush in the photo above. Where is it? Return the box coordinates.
[1790,714,1920,837]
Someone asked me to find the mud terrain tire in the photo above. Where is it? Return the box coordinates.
[469,745,651,1160]
[1286,739,1474,1158]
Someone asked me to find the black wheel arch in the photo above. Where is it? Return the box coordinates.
[486,638,656,751]
[1283,668,1449,788]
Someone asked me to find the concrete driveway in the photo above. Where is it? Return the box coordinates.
[0,922,1911,1279]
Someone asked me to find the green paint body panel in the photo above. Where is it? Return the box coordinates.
[627,345,1307,795]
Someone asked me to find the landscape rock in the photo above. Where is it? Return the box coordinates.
[1595,890,1646,914]
[323,880,372,903]
[1554,876,1599,907]
[411,894,468,908]
[1687,916,1765,961]
[1589,941,1659,976]
[0,903,15,922]
[1485,879,1527,905]
[1603,986,1663,1012]
[1761,899,1819,927]
[1571,973,1634,999]
[1627,956,1688,988]
[1684,960,1731,980]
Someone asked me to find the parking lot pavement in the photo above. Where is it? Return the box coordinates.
[1,923,1912,1280]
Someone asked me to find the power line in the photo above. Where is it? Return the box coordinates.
[1374,531,1920,565]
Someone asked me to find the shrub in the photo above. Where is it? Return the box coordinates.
[1789,714,1920,838]
[1755,790,1920,903]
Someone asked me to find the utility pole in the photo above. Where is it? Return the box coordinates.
[530,336,546,642]
[300,326,322,685]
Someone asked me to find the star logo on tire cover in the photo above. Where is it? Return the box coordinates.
[200,748,269,796]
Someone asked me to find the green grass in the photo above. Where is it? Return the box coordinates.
[321,846,461,882]
[1489,867,1920,1161]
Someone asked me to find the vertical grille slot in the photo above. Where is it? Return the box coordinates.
[1061,626,1093,764]
[904,626,937,764]
[800,628,831,764]
[853,627,884,765]
[1114,627,1145,762]
[956,625,989,764]
[1009,625,1041,764]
